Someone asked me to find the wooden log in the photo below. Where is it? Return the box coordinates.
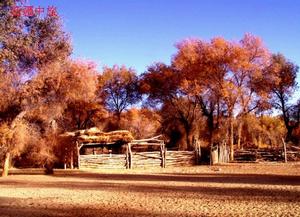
[290,145,300,151]
[131,135,163,143]
[126,144,129,169]
[282,138,287,163]
[76,142,80,169]
[194,142,199,165]
[167,151,194,154]
[64,147,67,170]
[197,142,201,164]
[133,153,162,159]
[130,142,162,146]
[70,149,74,169]
[164,145,167,168]
[160,144,164,168]
[128,143,132,169]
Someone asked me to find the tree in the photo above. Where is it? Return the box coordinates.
[26,60,99,126]
[140,63,200,149]
[172,37,232,147]
[61,101,106,131]
[172,34,270,160]
[159,98,200,150]
[21,60,100,170]
[264,53,299,142]
[230,34,270,150]
[0,118,38,176]
[291,100,300,145]
[0,0,71,176]
[240,114,286,149]
[99,65,141,126]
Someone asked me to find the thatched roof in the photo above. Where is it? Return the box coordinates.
[61,127,134,144]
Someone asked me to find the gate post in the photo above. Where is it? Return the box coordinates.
[128,143,132,169]
[194,139,201,165]
[160,142,166,168]
[76,141,80,169]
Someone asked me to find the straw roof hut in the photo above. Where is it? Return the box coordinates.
[61,127,134,144]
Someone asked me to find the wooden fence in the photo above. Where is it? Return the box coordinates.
[77,146,300,169]
[80,154,126,169]
[77,135,202,169]
[234,148,300,162]
[131,151,162,168]
[80,150,196,169]
[166,151,195,167]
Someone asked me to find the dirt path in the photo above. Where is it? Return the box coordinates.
[0,163,299,217]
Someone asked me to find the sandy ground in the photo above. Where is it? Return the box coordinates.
[0,163,299,217]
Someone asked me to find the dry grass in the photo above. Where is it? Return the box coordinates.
[0,163,299,217]
[62,128,134,144]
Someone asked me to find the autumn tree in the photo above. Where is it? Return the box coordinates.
[140,63,200,150]
[290,100,300,144]
[98,65,141,127]
[229,34,270,150]
[159,98,200,150]
[172,37,231,147]
[264,53,299,142]
[55,61,103,131]
[21,60,100,169]
[0,0,71,176]
[240,114,286,148]
[172,34,270,160]
[290,99,300,132]
[61,101,105,131]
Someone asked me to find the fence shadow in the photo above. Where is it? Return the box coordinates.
[52,172,300,186]
[0,173,299,203]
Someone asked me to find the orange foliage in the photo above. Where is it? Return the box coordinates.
[120,108,161,139]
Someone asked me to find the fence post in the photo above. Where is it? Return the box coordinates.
[198,142,201,164]
[128,143,132,169]
[160,142,166,168]
[76,141,81,169]
[282,138,287,163]
[126,144,129,169]
[194,139,201,165]
[64,147,67,169]
[194,145,198,165]
[70,149,74,169]
[164,145,167,168]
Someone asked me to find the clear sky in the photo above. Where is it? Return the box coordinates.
[29,0,300,100]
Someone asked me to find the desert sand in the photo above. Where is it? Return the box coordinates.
[0,163,299,217]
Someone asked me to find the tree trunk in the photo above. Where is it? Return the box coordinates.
[2,152,10,177]
[184,126,193,150]
[70,150,74,169]
[229,116,234,161]
[237,120,243,150]
[207,114,214,145]
[116,112,122,129]
[186,132,192,150]
[286,126,293,143]
[257,134,262,148]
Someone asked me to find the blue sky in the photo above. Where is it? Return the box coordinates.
[29,0,300,100]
